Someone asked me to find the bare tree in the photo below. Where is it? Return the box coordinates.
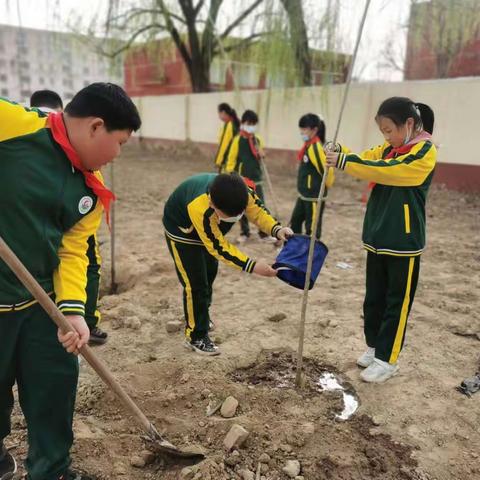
[100,0,266,92]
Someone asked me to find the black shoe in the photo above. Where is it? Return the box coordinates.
[0,446,17,480]
[59,470,96,480]
[184,336,220,356]
[208,320,215,331]
[88,327,108,345]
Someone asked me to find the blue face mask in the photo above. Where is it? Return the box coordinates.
[301,134,310,142]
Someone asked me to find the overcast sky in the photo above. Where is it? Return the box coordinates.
[0,0,411,81]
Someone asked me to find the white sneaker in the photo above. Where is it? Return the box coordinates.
[360,358,399,383]
[236,234,248,244]
[357,347,376,368]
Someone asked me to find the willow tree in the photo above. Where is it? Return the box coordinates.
[98,0,267,92]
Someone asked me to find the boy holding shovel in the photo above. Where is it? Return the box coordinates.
[0,83,140,480]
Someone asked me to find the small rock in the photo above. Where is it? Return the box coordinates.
[220,396,239,418]
[283,460,301,478]
[280,443,293,453]
[180,467,194,479]
[330,320,339,328]
[238,469,255,480]
[130,456,146,468]
[318,318,330,328]
[301,422,315,435]
[114,463,127,475]
[224,452,241,467]
[200,388,211,399]
[259,453,271,463]
[213,335,223,345]
[165,319,183,333]
[126,316,142,330]
[223,424,249,450]
[295,477,305,480]
[267,313,287,323]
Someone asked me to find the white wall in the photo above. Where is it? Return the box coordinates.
[134,77,480,167]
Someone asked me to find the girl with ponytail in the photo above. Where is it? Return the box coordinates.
[214,103,240,172]
[325,96,437,384]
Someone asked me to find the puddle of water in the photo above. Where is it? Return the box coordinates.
[317,372,359,421]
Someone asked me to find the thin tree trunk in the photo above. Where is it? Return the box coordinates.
[280,0,312,85]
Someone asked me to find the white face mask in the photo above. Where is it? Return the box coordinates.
[403,125,413,145]
[220,212,244,223]
[242,124,256,134]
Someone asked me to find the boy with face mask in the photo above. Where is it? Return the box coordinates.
[225,110,273,243]
[163,173,293,355]
[0,83,141,480]
[290,113,335,239]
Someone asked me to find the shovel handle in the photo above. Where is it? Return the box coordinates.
[0,235,158,439]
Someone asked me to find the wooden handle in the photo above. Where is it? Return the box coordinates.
[0,235,158,439]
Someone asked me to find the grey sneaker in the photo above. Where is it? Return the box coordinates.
[357,347,375,368]
[184,336,221,356]
[360,358,399,383]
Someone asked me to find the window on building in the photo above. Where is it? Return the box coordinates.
[20,89,31,99]
[0,74,7,82]
[19,61,30,70]
[20,75,31,84]
[1,88,9,97]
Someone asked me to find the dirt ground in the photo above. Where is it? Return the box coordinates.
[7,143,480,479]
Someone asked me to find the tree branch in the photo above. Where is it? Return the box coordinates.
[220,0,264,39]
[218,32,265,53]
[99,23,166,58]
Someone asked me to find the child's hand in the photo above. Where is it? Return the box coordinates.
[58,315,90,355]
[253,260,278,277]
[325,151,339,168]
[276,227,294,241]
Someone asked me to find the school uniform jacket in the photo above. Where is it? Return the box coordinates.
[336,140,437,256]
[297,140,335,200]
[214,121,237,169]
[0,97,103,316]
[163,173,281,273]
[225,134,264,183]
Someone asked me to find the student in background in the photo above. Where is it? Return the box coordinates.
[214,103,240,172]
[290,113,334,239]
[30,89,63,112]
[226,110,275,243]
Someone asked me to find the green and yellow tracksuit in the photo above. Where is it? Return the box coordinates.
[0,97,104,479]
[290,140,335,239]
[225,133,266,237]
[214,120,237,172]
[84,234,102,331]
[335,139,437,363]
[163,173,281,341]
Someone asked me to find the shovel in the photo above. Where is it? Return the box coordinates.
[0,234,204,463]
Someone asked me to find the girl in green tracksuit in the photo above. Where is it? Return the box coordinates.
[326,96,437,384]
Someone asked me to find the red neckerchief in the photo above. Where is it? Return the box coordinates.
[385,131,432,159]
[368,131,433,193]
[48,112,116,226]
[239,130,260,160]
[242,176,257,191]
[297,136,320,162]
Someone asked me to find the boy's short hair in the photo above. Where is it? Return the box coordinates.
[210,173,249,216]
[241,109,258,124]
[30,89,63,110]
[65,83,141,132]
[298,113,326,143]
